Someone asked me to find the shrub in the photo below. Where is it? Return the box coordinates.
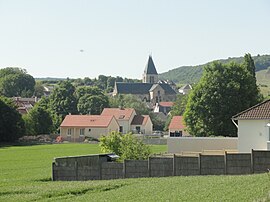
[99,132,150,161]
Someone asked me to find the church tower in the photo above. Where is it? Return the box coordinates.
[142,55,158,83]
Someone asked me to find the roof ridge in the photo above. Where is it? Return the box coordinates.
[232,99,270,119]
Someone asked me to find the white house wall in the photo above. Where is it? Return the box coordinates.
[238,120,269,153]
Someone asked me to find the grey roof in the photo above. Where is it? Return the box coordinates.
[144,56,158,75]
[115,83,153,94]
[115,82,176,95]
[180,84,192,90]
[159,83,177,95]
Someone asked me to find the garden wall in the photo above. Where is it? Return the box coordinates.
[167,137,238,153]
[52,150,270,181]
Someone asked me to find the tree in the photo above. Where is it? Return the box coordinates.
[99,132,150,161]
[76,86,109,115]
[110,94,149,115]
[0,67,35,97]
[23,104,53,135]
[34,81,45,98]
[0,97,25,142]
[77,94,109,115]
[184,60,262,137]
[48,80,78,130]
[243,53,256,78]
[170,94,188,116]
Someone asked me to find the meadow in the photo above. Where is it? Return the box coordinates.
[0,143,269,201]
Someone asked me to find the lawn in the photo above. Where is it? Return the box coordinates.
[0,143,269,201]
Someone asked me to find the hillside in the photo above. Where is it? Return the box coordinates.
[159,54,270,84]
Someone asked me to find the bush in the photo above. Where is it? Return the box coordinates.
[99,132,150,161]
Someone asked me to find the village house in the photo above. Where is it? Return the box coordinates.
[178,84,192,95]
[60,107,153,142]
[101,108,153,134]
[12,97,39,114]
[232,99,270,153]
[101,108,136,134]
[154,101,174,115]
[131,115,153,134]
[112,56,177,106]
[168,116,189,137]
[60,115,119,142]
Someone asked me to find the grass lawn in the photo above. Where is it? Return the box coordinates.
[0,143,269,201]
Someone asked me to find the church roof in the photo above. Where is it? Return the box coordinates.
[144,55,158,75]
[159,83,177,95]
[115,83,153,94]
[115,82,177,95]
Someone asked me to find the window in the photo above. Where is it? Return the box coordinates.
[119,126,123,133]
[136,126,141,133]
[150,76,154,83]
[67,128,72,136]
[80,129,85,136]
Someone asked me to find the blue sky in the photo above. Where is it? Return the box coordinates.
[0,0,269,79]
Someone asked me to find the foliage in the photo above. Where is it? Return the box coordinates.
[184,59,262,137]
[0,67,35,97]
[159,54,270,84]
[23,104,53,135]
[0,144,268,201]
[149,112,166,131]
[34,81,45,97]
[0,97,25,142]
[99,132,151,160]
[170,94,188,116]
[109,94,150,115]
[76,86,109,115]
[47,80,78,130]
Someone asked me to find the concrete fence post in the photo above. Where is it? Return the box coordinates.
[52,162,56,181]
[198,153,201,175]
[251,149,254,174]
[98,156,102,180]
[224,151,227,175]
[148,157,151,177]
[173,154,176,176]
[75,160,78,180]
[123,160,126,179]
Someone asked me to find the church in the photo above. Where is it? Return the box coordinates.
[112,56,177,105]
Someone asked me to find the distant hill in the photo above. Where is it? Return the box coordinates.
[159,54,270,84]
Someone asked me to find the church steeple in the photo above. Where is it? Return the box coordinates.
[142,55,158,83]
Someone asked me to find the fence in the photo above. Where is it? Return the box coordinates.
[52,150,270,181]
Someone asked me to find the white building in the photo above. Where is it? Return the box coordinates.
[232,99,270,153]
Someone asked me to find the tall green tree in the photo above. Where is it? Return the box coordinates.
[76,86,109,115]
[48,80,78,130]
[0,97,25,142]
[77,94,109,115]
[243,53,256,78]
[184,60,262,137]
[23,104,53,135]
[0,68,35,97]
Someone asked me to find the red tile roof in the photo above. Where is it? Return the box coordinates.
[131,115,150,126]
[60,115,115,127]
[101,108,135,120]
[232,99,270,120]
[169,116,185,130]
[159,102,174,107]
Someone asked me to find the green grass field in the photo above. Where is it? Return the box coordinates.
[0,143,269,202]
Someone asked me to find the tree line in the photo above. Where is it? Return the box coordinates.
[0,53,265,141]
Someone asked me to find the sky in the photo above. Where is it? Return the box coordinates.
[0,0,269,79]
